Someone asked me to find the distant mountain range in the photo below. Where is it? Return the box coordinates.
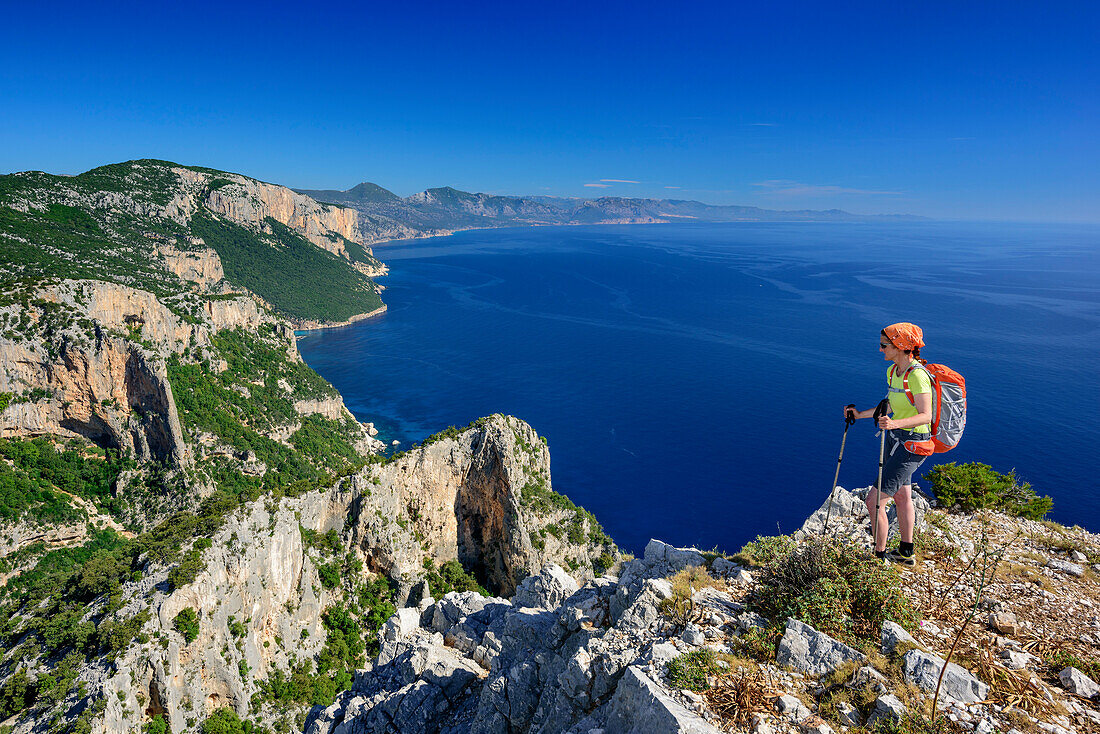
[296,182,924,244]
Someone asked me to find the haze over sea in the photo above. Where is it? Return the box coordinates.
[298,222,1100,555]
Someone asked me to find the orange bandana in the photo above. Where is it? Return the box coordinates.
[883,322,925,351]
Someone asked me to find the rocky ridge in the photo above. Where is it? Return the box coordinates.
[304,487,1100,734]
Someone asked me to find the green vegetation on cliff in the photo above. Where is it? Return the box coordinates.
[190,214,382,322]
[0,439,131,523]
[0,159,383,325]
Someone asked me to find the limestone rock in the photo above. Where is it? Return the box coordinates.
[201,171,364,255]
[989,611,1021,635]
[776,619,867,676]
[345,414,616,596]
[710,557,739,577]
[881,620,918,655]
[643,539,707,575]
[776,694,812,722]
[850,665,889,693]
[383,607,423,642]
[681,623,706,646]
[1058,666,1100,698]
[1047,559,1085,577]
[835,700,862,726]
[513,563,580,609]
[800,486,931,544]
[1001,649,1033,670]
[902,649,989,703]
[603,666,722,733]
[866,694,907,726]
[800,718,834,734]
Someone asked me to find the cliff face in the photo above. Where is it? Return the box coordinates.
[0,159,621,734]
[0,279,267,466]
[345,415,614,597]
[53,415,614,734]
[98,497,330,734]
[1,160,385,329]
[203,176,362,257]
[154,243,225,291]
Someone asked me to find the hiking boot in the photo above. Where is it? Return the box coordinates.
[886,548,917,567]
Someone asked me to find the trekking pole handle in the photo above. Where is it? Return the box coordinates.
[844,404,857,427]
[872,398,890,424]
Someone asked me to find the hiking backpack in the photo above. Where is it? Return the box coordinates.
[889,362,967,453]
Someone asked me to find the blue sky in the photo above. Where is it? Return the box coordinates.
[1,1,1097,221]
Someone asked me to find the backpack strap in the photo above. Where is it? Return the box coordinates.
[888,362,933,406]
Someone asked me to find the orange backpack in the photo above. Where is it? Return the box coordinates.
[889,362,967,453]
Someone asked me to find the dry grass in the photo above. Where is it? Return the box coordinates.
[659,565,725,627]
[974,646,1060,716]
[668,565,725,596]
[701,667,778,730]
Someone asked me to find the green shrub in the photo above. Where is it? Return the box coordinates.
[732,534,797,568]
[738,625,781,661]
[925,462,1052,519]
[0,668,32,719]
[666,649,719,691]
[422,558,488,598]
[201,707,263,734]
[317,562,340,589]
[167,548,206,591]
[191,213,382,323]
[228,616,247,639]
[173,607,200,644]
[751,537,918,646]
[142,715,169,734]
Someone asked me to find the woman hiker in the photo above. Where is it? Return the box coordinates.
[844,322,935,566]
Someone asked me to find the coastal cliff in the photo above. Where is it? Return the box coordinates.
[3,161,1096,734]
[0,160,619,734]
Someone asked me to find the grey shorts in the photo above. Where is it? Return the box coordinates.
[878,429,931,497]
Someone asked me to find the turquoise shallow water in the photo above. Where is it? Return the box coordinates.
[298,221,1100,554]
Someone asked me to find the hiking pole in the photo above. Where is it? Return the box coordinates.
[871,398,890,555]
[822,405,858,538]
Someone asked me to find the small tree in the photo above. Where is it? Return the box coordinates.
[173,607,200,644]
[926,462,1051,519]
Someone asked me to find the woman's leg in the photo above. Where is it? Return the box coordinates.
[894,485,914,544]
[864,491,891,553]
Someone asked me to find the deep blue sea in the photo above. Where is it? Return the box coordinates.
[298,222,1100,555]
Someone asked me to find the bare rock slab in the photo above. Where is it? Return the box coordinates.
[1047,559,1085,577]
[902,649,989,703]
[866,694,907,726]
[603,665,722,733]
[776,619,867,676]
[512,563,579,609]
[881,620,918,655]
[1059,666,1100,698]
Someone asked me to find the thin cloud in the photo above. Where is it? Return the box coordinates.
[664,186,681,189]
[599,179,641,184]
[751,180,902,196]
[584,183,611,188]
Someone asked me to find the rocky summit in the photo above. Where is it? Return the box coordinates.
[1,162,1098,734]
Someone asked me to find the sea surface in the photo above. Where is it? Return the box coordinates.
[298,222,1100,555]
